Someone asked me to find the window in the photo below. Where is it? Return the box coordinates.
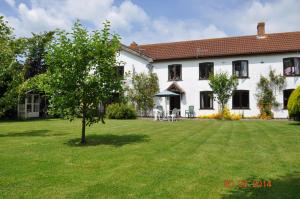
[283,89,294,109]
[232,90,249,109]
[199,62,214,79]
[233,60,248,78]
[168,64,182,81]
[283,58,300,76]
[117,66,124,78]
[200,91,214,109]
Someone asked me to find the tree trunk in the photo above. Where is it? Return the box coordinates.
[81,108,86,144]
[221,102,225,119]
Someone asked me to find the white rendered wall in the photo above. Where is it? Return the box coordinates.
[119,50,300,118]
[152,53,300,118]
[118,51,150,78]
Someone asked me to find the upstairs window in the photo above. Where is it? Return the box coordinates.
[168,64,182,81]
[283,58,300,76]
[199,62,214,79]
[117,66,124,78]
[233,60,248,78]
[283,89,294,109]
[232,90,249,109]
[200,91,214,109]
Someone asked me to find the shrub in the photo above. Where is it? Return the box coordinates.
[223,107,231,120]
[288,87,300,120]
[197,113,222,119]
[106,103,137,119]
[259,112,272,120]
[197,107,241,120]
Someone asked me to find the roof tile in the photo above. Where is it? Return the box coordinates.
[129,32,300,61]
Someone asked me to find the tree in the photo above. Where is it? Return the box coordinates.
[256,69,285,118]
[44,21,122,144]
[208,72,238,114]
[127,72,159,116]
[288,86,300,120]
[0,16,25,117]
[23,31,54,79]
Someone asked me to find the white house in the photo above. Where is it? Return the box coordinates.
[119,22,300,118]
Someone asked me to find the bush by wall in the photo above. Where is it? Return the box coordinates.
[106,103,137,119]
[197,107,241,120]
[288,87,300,120]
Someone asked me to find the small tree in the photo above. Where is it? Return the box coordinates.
[127,72,159,116]
[44,21,122,144]
[208,72,238,114]
[288,86,300,120]
[256,69,285,118]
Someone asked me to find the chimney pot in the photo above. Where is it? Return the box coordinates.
[130,41,138,48]
[257,22,265,38]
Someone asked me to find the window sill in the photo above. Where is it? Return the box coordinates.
[199,78,209,80]
[236,77,250,79]
[168,79,182,82]
[284,75,300,77]
[199,108,214,110]
[232,108,250,110]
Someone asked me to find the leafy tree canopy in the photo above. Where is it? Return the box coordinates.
[208,72,238,113]
[39,21,122,144]
[256,69,285,118]
[0,16,25,117]
[127,72,159,116]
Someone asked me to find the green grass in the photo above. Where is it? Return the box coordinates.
[0,119,299,198]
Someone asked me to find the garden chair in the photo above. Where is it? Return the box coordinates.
[168,108,179,122]
[185,106,195,118]
[156,105,164,120]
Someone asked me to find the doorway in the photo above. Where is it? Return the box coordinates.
[170,94,181,114]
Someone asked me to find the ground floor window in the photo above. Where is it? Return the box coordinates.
[232,90,249,109]
[117,66,124,78]
[283,89,294,109]
[200,91,213,109]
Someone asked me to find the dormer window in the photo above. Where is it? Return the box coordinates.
[168,64,182,81]
[233,60,248,78]
[283,58,300,76]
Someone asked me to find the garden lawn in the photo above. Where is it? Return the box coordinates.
[0,119,299,199]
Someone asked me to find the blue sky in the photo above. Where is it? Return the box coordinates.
[1,0,300,44]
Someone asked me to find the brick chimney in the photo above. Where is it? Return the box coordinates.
[257,22,265,38]
[130,41,138,48]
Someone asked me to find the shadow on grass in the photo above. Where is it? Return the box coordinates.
[221,172,300,199]
[66,134,150,147]
[0,130,66,137]
[288,122,300,126]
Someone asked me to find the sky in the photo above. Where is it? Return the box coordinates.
[0,0,300,45]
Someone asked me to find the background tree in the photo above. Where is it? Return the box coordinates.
[287,86,300,120]
[23,31,54,79]
[256,69,285,118]
[208,72,238,114]
[44,21,122,144]
[127,72,159,116]
[0,16,25,118]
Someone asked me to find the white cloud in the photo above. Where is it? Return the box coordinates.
[220,0,300,35]
[4,0,299,44]
[107,0,149,31]
[4,0,15,7]
[3,0,226,44]
[6,3,71,36]
[125,19,226,44]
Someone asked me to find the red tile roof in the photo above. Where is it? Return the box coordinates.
[129,32,300,61]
